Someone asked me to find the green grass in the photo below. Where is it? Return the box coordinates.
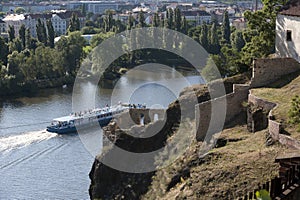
[251,74,300,137]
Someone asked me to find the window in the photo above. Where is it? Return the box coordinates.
[287,30,292,41]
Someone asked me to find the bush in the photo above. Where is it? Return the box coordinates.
[288,95,300,131]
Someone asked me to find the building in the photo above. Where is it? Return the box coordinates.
[182,10,211,25]
[2,14,26,37]
[276,0,300,62]
[51,10,85,35]
[2,11,85,37]
[0,19,6,33]
[232,17,246,30]
[67,1,120,14]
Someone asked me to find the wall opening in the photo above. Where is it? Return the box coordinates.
[286,30,292,41]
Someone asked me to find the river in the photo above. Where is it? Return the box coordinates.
[0,67,203,199]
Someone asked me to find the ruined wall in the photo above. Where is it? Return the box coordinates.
[251,58,300,87]
[195,84,250,141]
[248,93,300,150]
[114,108,166,129]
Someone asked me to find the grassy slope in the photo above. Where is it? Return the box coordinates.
[251,73,300,138]
[142,74,300,200]
[143,125,288,200]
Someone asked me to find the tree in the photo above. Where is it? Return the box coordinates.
[36,19,47,45]
[199,23,209,51]
[8,25,15,42]
[14,7,26,14]
[68,13,80,33]
[19,24,26,49]
[127,13,135,30]
[174,8,182,31]
[232,31,245,52]
[103,10,113,32]
[210,23,220,54]
[0,36,8,65]
[46,20,55,48]
[181,16,188,34]
[153,13,160,27]
[138,12,146,28]
[9,38,22,53]
[222,11,230,44]
[241,0,287,66]
[166,8,174,29]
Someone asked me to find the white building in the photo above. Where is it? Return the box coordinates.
[182,10,211,25]
[2,14,26,37]
[67,1,119,14]
[276,1,300,62]
[2,11,85,38]
[0,19,6,33]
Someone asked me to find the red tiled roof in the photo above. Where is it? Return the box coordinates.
[280,0,300,17]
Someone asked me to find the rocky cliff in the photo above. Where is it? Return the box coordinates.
[88,73,251,200]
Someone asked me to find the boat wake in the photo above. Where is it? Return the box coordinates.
[0,130,57,153]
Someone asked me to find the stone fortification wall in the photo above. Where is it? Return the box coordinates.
[251,58,300,87]
[195,84,250,141]
[114,108,166,129]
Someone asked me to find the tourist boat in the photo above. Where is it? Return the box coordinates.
[46,103,144,134]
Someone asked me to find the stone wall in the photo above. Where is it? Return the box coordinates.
[248,93,300,150]
[114,108,166,129]
[195,84,250,141]
[251,58,300,87]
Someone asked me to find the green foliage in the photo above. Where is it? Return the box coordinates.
[19,24,26,49]
[241,0,287,66]
[36,19,47,45]
[222,11,230,44]
[14,7,26,14]
[255,189,271,200]
[46,20,55,48]
[201,55,220,82]
[199,23,209,51]
[138,12,146,28]
[8,25,15,42]
[68,13,81,34]
[288,95,300,131]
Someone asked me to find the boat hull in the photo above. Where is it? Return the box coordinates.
[47,117,112,134]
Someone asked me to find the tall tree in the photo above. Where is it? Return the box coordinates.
[166,8,174,29]
[19,24,26,49]
[46,20,55,48]
[127,13,134,30]
[103,10,113,32]
[138,12,146,28]
[181,16,188,34]
[199,23,209,51]
[222,11,230,44]
[232,31,245,52]
[241,0,287,65]
[68,13,80,33]
[174,8,182,31]
[153,13,160,27]
[210,23,220,54]
[0,36,8,65]
[36,19,47,45]
[8,25,15,42]
[25,28,32,49]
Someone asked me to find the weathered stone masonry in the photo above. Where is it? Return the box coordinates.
[195,57,300,141]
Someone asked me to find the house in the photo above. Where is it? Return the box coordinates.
[52,10,85,35]
[0,19,6,33]
[232,17,246,30]
[276,0,300,62]
[2,10,86,38]
[2,14,26,37]
[182,10,211,26]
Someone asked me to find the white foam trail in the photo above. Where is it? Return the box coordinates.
[0,130,57,152]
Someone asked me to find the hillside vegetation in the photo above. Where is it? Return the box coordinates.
[251,72,300,138]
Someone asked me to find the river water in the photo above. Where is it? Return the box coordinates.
[0,67,203,199]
